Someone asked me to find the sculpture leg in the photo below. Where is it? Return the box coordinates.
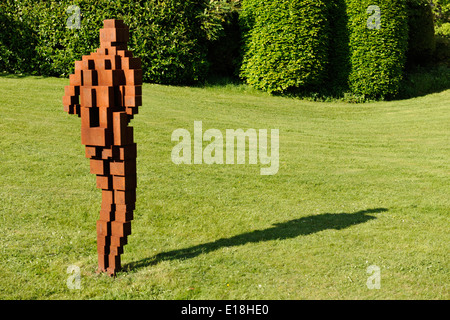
[106,150,136,276]
[96,174,114,273]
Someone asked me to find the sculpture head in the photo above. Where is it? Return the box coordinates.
[99,19,129,50]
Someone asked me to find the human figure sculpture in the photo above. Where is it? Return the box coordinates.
[62,19,142,276]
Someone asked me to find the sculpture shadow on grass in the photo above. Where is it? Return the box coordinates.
[125,208,387,271]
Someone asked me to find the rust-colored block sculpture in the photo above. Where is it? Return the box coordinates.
[63,19,142,276]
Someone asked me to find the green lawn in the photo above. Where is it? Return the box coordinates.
[0,74,448,299]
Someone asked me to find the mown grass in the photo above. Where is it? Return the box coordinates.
[0,74,448,299]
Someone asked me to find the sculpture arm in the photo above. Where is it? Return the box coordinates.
[121,56,143,121]
[62,61,83,116]
[62,84,80,116]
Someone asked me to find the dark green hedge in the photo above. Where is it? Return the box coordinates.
[346,0,409,98]
[207,11,242,78]
[0,0,39,75]
[327,0,351,95]
[406,0,436,67]
[129,0,209,84]
[0,0,215,85]
[2,0,437,99]
[240,0,330,93]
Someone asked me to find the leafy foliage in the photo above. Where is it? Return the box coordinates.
[430,0,450,65]
[0,0,230,85]
[429,0,450,27]
[435,21,450,37]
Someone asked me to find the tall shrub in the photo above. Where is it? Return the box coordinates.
[240,0,330,94]
[346,0,409,99]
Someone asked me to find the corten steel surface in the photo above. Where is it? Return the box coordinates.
[62,19,142,276]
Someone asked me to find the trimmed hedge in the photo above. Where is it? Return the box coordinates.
[240,0,331,93]
[0,0,214,85]
[346,0,409,98]
[240,1,411,98]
